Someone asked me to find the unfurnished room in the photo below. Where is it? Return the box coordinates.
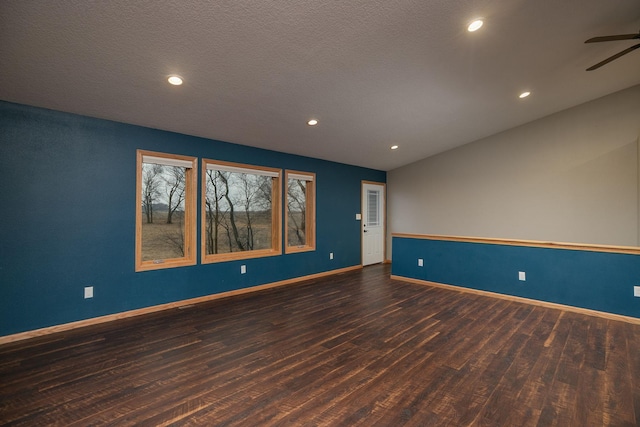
[1,1,640,425]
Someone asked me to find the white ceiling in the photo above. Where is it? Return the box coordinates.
[1,1,639,171]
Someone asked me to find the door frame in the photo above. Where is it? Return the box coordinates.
[361,180,387,266]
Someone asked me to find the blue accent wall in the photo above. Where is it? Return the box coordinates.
[392,236,640,318]
[0,101,385,336]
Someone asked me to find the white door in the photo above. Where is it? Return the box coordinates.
[362,182,385,266]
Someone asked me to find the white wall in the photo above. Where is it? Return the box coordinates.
[388,84,640,257]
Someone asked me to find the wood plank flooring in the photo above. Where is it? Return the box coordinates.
[1,264,640,426]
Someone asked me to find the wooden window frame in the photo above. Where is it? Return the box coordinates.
[285,170,316,254]
[135,149,197,272]
[201,159,282,263]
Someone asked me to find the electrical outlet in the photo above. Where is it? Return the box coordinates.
[330,252,334,260]
[241,265,246,274]
[519,271,526,281]
[634,286,640,297]
[84,286,93,299]
[418,258,423,267]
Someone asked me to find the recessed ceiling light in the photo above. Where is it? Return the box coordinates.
[307,119,318,126]
[390,145,399,150]
[467,19,484,32]
[519,91,531,99]
[167,75,183,86]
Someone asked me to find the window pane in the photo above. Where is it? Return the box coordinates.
[287,178,307,246]
[136,150,196,272]
[141,163,188,261]
[204,169,274,254]
[285,170,315,253]
[367,189,379,226]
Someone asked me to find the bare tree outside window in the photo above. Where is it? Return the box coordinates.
[142,163,163,224]
[202,160,281,263]
[287,179,306,246]
[165,166,185,225]
[205,171,272,253]
[140,163,186,260]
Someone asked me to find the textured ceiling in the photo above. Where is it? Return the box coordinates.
[1,0,639,171]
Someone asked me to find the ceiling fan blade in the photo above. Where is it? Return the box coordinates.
[586,43,640,71]
[585,33,640,43]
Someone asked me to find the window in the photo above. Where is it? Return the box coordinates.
[367,189,379,226]
[202,159,282,263]
[285,170,316,253]
[136,150,197,271]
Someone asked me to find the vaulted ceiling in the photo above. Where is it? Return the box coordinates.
[1,1,639,171]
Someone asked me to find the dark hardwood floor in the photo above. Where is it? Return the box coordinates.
[1,264,640,426]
